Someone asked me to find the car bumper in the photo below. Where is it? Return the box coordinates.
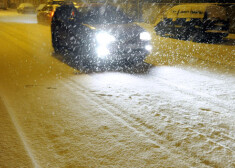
[95,42,151,62]
[92,48,151,67]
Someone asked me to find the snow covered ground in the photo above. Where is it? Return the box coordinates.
[0,9,37,23]
[0,10,234,168]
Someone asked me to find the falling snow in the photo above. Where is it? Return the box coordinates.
[0,6,234,168]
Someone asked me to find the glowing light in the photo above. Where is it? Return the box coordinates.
[140,32,151,41]
[50,11,55,17]
[96,32,116,45]
[145,45,152,51]
[96,46,110,58]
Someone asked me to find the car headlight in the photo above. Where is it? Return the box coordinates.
[96,32,116,45]
[140,32,151,41]
[145,45,152,51]
[96,46,110,58]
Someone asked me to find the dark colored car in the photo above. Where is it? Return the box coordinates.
[37,4,60,24]
[51,3,152,72]
[17,3,35,14]
[155,4,229,42]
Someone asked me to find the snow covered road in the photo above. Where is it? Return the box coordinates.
[0,12,234,167]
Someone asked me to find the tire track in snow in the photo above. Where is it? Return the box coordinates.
[0,95,40,168]
[63,78,216,168]
[0,23,51,58]
[66,76,234,168]
[0,28,34,58]
[143,90,235,149]
[88,71,235,151]
[142,93,235,151]
[145,74,234,112]
[0,23,50,45]
[139,72,235,153]
[138,74,235,150]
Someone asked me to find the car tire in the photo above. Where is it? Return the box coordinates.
[192,31,206,43]
[209,35,224,44]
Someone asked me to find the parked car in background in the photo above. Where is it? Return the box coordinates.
[0,0,7,9]
[155,4,229,42]
[51,3,152,72]
[36,3,46,13]
[47,0,64,5]
[17,3,35,14]
[37,4,60,24]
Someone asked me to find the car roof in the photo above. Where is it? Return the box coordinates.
[38,3,46,6]
[171,3,224,11]
[47,0,64,4]
[165,4,227,20]
[44,4,60,9]
[46,4,60,7]
[75,3,113,8]
[47,0,64,2]
[20,3,34,7]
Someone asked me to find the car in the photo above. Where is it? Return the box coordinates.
[47,0,64,5]
[17,3,35,14]
[37,4,60,24]
[36,3,46,13]
[154,4,229,42]
[72,2,81,9]
[51,3,152,72]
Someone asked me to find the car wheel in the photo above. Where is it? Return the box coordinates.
[209,35,223,44]
[192,31,206,43]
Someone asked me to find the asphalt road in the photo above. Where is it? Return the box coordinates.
[0,11,234,168]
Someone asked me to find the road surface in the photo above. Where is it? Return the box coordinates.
[0,10,234,168]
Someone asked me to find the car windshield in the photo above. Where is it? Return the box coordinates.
[78,5,132,24]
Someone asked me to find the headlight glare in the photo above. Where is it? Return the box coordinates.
[140,32,151,41]
[96,32,116,45]
[96,46,110,58]
[145,45,152,51]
